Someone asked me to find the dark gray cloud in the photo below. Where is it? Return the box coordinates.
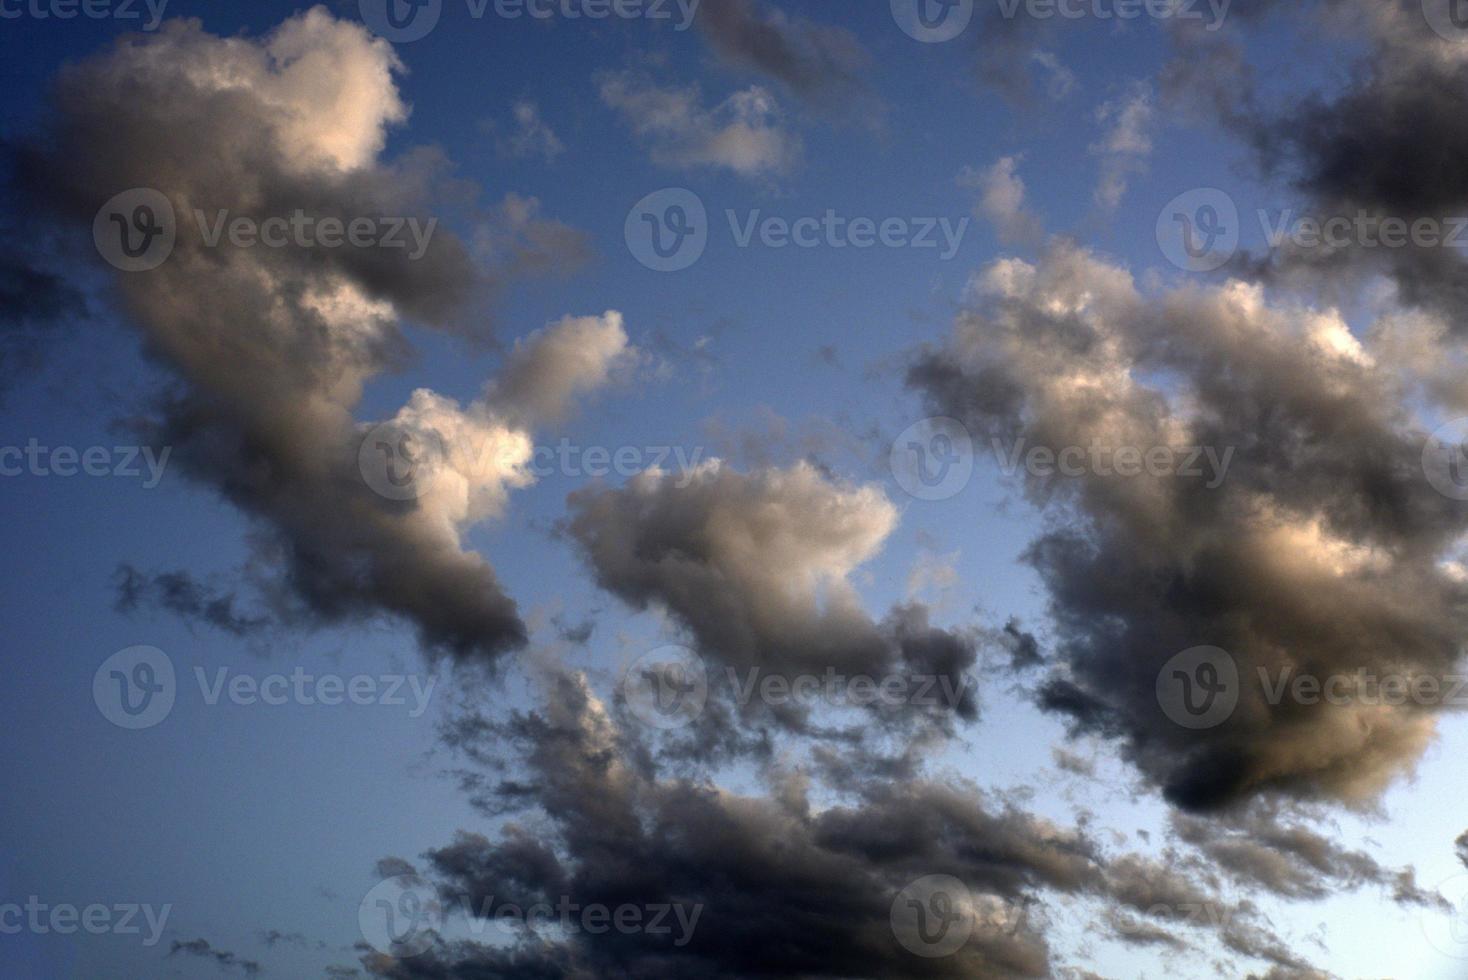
[168,938,263,976]
[1172,809,1446,910]
[695,0,871,108]
[0,245,86,406]
[566,461,980,748]
[17,11,620,666]
[113,564,269,637]
[908,241,1468,811]
[366,668,1328,979]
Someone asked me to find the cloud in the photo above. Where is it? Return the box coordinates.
[169,938,262,976]
[1172,808,1447,909]
[16,9,624,665]
[1089,83,1154,211]
[566,461,980,744]
[695,0,870,107]
[113,564,269,637]
[598,71,801,178]
[364,668,1326,979]
[0,245,85,406]
[959,156,1044,246]
[908,241,1468,811]
[1165,0,1468,327]
[494,100,564,162]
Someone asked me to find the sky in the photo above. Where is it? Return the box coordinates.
[4,0,1468,977]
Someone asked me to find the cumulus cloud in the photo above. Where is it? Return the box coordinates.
[908,241,1468,811]
[362,668,1327,979]
[1165,0,1468,327]
[566,460,980,746]
[494,100,564,162]
[1089,83,1154,211]
[16,9,624,664]
[598,71,801,178]
[959,156,1044,246]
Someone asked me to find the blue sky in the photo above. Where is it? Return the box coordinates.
[5,1,1468,977]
